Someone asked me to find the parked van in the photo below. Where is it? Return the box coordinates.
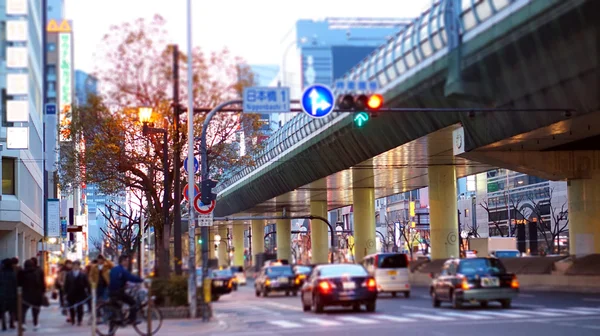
[362,253,411,298]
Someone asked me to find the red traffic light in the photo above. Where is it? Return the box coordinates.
[367,94,383,110]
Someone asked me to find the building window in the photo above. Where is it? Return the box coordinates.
[2,157,16,195]
[47,65,56,76]
[47,43,56,52]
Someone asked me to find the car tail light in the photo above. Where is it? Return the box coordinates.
[511,276,519,289]
[318,281,331,293]
[265,279,271,286]
[362,278,377,290]
[228,280,233,288]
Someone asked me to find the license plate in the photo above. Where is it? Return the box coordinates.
[214,281,223,286]
[278,277,288,283]
[388,270,397,276]
[481,277,500,287]
[342,282,356,290]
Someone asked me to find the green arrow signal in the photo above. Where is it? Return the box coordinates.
[354,112,370,127]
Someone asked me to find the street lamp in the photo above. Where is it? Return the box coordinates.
[214,234,221,246]
[138,107,170,277]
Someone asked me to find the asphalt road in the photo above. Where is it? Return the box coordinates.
[208,280,600,336]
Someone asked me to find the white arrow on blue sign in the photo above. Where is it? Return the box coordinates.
[45,103,57,115]
[183,157,199,174]
[300,84,335,118]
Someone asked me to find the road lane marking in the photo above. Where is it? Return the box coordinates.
[404,313,454,321]
[372,314,416,323]
[474,311,524,318]
[515,303,546,308]
[582,325,600,330]
[263,301,303,312]
[336,316,377,324]
[267,320,302,328]
[571,307,600,313]
[438,311,491,320]
[542,308,596,315]
[302,318,343,326]
[511,309,562,317]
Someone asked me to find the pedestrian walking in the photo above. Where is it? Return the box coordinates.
[89,255,113,303]
[18,259,45,331]
[0,259,17,331]
[64,261,90,326]
[85,260,95,313]
[57,260,72,322]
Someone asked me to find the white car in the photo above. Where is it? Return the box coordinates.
[230,266,247,286]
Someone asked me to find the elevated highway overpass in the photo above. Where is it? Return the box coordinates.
[210,0,599,265]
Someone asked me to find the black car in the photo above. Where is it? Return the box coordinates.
[293,265,314,289]
[430,257,519,309]
[210,268,236,301]
[255,265,297,297]
[300,264,377,313]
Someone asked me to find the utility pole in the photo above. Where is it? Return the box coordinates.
[185,0,198,319]
[172,45,183,275]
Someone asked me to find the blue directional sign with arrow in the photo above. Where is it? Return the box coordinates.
[183,157,199,174]
[300,84,334,118]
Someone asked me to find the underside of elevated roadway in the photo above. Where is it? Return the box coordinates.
[213,0,598,218]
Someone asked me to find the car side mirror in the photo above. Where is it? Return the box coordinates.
[429,272,435,279]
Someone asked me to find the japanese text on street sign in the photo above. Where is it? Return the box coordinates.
[333,80,379,94]
[59,33,72,142]
[198,214,213,227]
[243,87,290,113]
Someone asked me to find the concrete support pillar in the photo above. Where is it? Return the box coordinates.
[232,222,245,266]
[251,219,265,266]
[428,165,460,259]
[568,174,600,255]
[310,201,329,264]
[352,162,376,263]
[217,226,228,266]
[276,212,291,261]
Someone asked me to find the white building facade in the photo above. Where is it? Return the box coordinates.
[0,0,45,260]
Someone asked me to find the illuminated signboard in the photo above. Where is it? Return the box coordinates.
[59,32,72,141]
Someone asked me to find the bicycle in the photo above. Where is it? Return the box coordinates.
[95,283,163,336]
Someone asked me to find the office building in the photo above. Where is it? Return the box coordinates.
[273,17,411,127]
[0,0,45,260]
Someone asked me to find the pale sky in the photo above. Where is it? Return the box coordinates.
[65,0,432,73]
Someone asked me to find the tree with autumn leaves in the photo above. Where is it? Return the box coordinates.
[58,15,264,279]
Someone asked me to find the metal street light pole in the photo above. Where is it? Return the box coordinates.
[185,0,198,320]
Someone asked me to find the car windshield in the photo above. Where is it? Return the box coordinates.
[266,266,293,276]
[319,265,367,277]
[458,258,507,276]
[377,254,408,269]
[294,266,312,274]
[212,269,233,277]
[495,251,520,258]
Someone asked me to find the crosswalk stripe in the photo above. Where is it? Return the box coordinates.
[336,316,377,324]
[511,309,562,317]
[571,307,600,313]
[372,315,417,323]
[302,317,343,326]
[267,320,302,328]
[438,311,491,320]
[474,311,524,318]
[543,308,596,315]
[404,313,454,321]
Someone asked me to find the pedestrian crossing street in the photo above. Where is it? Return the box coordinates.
[265,307,600,329]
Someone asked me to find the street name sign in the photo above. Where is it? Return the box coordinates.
[243,87,290,113]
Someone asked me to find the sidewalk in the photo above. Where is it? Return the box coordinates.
[5,303,227,335]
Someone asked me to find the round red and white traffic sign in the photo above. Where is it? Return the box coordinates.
[193,193,216,214]
[183,184,200,201]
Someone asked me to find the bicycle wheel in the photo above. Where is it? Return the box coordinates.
[95,302,120,336]
[133,306,163,336]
